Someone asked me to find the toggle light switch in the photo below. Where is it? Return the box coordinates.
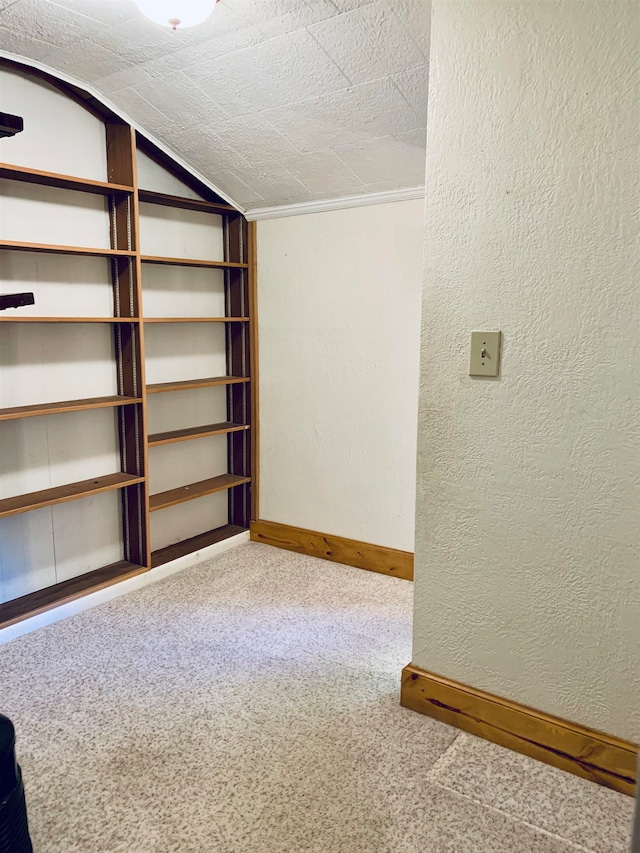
[470,331,501,377]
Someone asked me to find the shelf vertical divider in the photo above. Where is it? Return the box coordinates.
[247,221,259,522]
[225,213,251,528]
[106,121,151,569]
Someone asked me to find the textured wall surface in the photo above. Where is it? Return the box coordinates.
[414,1,639,740]
[258,199,424,551]
[0,0,429,213]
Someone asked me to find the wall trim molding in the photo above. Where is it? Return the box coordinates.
[401,664,638,797]
[244,186,425,221]
[250,520,413,581]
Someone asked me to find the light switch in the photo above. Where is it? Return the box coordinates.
[470,331,501,377]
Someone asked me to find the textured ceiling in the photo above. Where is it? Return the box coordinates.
[0,0,429,212]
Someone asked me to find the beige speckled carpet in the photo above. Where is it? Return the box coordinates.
[0,543,634,852]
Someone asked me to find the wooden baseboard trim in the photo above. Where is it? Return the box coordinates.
[401,664,638,796]
[250,520,413,581]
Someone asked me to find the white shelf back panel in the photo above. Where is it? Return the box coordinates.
[146,386,227,435]
[136,149,205,200]
[139,203,224,261]
[0,324,117,408]
[141,264,225,318]
[0,181,110,248]
[0,408,121,499]
[0,491,123,603]
[148,433,228,495]
[144,322,227,385]
[150,491,228,552]
[0,67,107,180]
[0,251,114,317]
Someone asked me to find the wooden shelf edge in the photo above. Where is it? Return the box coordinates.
[149,474,251,512]
[146,376,250,394]
[0,163,134,195]
[0,560,146,631]
[138,189,235,215]
[0,240,136,258]
[0,395,142,421]
[151,524,247,568]
[0,472,145,519]
[400,663,638,797]
[0,317,141,323]
[140,254,249,270]
[143,317,249,323]
[148,422,249,447]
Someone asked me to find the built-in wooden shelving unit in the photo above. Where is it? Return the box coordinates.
[0,60,257,628]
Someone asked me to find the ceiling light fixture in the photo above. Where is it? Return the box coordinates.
[134,0,219,31]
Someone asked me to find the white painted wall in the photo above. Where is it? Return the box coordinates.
[257,199,424,551]
[413,1,639,740]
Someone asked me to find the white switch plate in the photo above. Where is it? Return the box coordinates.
[470,331,501,377]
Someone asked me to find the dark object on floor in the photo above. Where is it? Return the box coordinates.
[0,113,24,138]
[0,714,33,853]
[0,293,35,311]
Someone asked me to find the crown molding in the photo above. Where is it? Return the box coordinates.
[0,51,244,213]
[245,186,425,221]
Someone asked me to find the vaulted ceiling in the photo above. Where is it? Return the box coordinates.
[0,0,429,213]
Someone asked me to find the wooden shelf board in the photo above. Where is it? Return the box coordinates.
[138,189,235,215]
[0,240,136,258]
[143,317,249,323]
[150,473,251,512]
[148,421,249,447]
[0,395,142,422]
[141,254,248,270]
[0,163,134,195]
[0,559,146,631]
[146,376,250,395]
[0,316,140,323]
[0,472,145,519]
[151,524,247,568]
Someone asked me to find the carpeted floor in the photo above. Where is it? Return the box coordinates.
[0,542,634,853]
